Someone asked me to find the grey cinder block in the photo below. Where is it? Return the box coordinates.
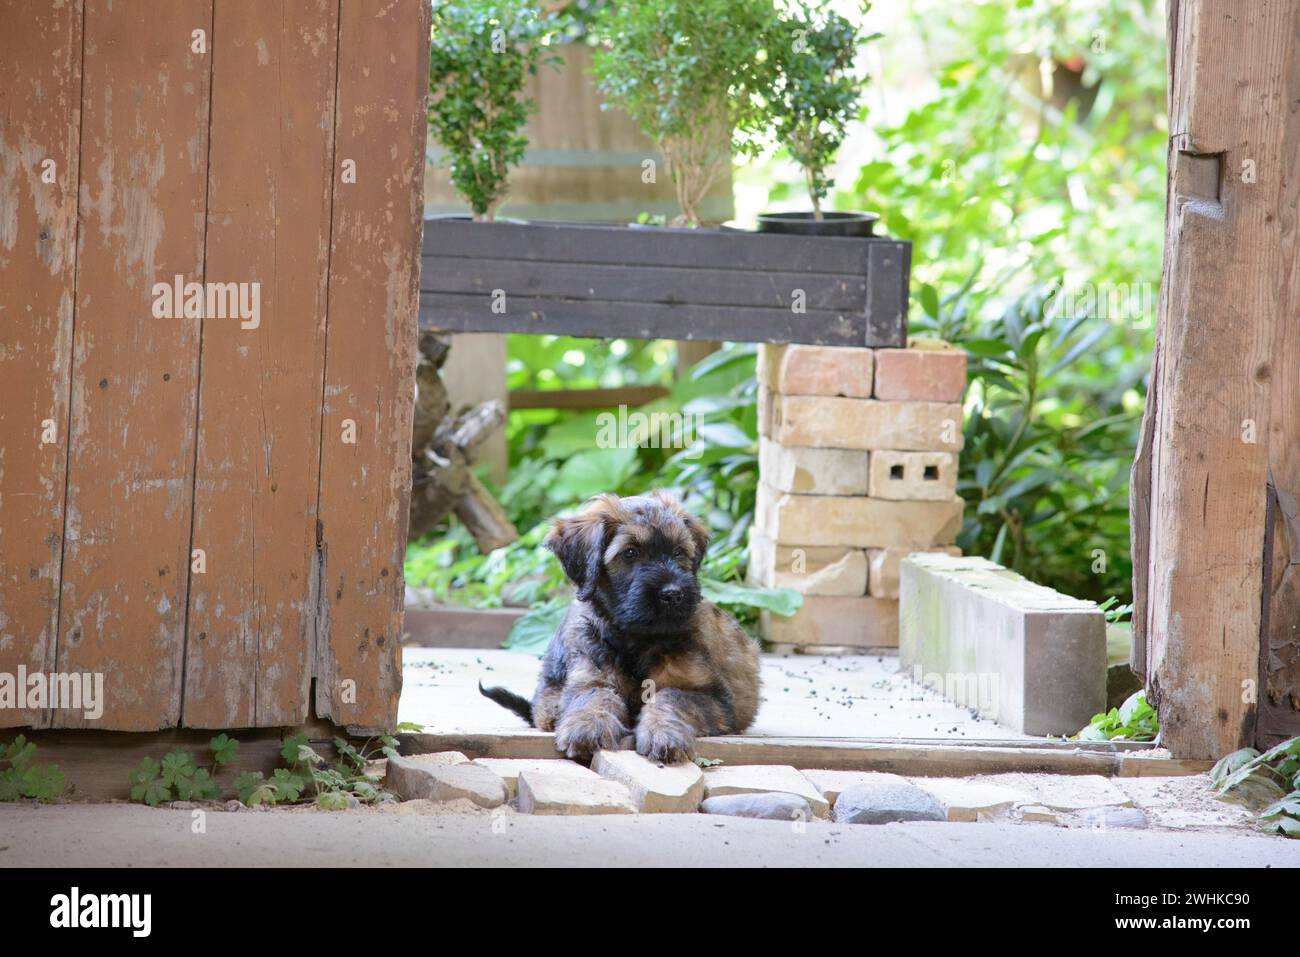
[898,553,1106,736]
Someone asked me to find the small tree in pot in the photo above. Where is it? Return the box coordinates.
[761,1,880,235]
[590,0,776,228]
[428,0,560,222]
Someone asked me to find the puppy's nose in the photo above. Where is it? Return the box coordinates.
[659,584,685,605]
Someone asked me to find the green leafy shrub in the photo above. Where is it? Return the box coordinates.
[232,732,402,811]
[591,0,776,226]
[429,0,560,220]
[0,735,65,802]
[1076,690,1157,742]
[764,1,879,216]
[1211,737,1300,837]
[128,734,237,806]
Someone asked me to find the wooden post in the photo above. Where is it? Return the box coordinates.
[1131,0,1300,758]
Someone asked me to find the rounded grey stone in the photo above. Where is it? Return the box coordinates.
[833,775,946,824]
[700,792,814,822]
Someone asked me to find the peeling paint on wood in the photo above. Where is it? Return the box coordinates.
[0,0,83,728]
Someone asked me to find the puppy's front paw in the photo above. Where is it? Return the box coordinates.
[635,723,695,765]
[555,709,629,761]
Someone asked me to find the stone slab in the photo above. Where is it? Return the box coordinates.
[470,758,599,800]
[899,553,1106,736]
[702,765,830,818]
[385,756,505,808]
[516,770,637,815]
[591,750,704,813]
[914,777,1030,822]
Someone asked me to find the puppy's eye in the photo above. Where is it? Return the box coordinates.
[622,547,640,561]
[673,546,688,559]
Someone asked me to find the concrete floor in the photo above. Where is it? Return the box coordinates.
[400,648,1031,739]
[2,803,1296,867]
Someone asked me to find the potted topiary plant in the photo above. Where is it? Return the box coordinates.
[758,0,881,236]
[589,0,775,228]
[428,0,560,222]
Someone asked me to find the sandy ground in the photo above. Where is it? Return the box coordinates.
[2,801,1296,867]
[400,648,1032,739]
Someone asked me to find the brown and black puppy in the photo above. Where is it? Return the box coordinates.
[480,491,760,763]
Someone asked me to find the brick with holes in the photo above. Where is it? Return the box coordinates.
[868,450,958,501]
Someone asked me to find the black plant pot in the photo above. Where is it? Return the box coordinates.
[756,210,879,237]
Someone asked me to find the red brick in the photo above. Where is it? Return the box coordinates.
[758,343,874,398]
[873,344,967,402]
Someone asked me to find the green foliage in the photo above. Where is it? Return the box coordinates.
[1211,738,1300,837]
[429,0,561,220]
[1075,690,1157,742]
[0,735,65,802]
[590,0,777,225]
[764,1,879,215]
[836,0,1166,605]
[128,735,234,806]
[232,732,397,811]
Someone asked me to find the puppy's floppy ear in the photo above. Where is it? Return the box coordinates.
[545,496,620,601]
[683,514,710,572]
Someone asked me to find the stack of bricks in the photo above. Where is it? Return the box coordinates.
[748,339,967,651]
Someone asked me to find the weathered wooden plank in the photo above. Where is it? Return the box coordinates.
[400,732,1154,776]
[1258,0,1300,745]
[55,0,213,731]
[183,0,338,728]
[422,294,870,346]
[1139,0,1297,758]
[424,218,871,274]
[314,0,429,733]
[0,0,83,728]
[424,257,868,312]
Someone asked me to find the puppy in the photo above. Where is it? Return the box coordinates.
[480,491,761,763]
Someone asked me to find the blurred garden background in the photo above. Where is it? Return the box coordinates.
[410,0,1167,648]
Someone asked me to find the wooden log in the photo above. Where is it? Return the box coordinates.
[1133,0,1300,758]
[401,606,527,648]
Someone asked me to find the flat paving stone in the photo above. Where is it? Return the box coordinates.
[702,765,830,818]
[591,750,704,813]
[385,756,504,808]
[1013,773,1134,812]
[517,770,637,815]
[802,769,879,803]
[469,758,598,800]
[701,793,814,822]
[833,773,946,825]
[913,777,1031,822]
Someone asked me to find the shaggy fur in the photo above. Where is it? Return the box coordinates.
[479,491,761,763]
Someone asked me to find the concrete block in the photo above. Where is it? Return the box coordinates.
[898,553,1106,736]
[702,765,830,818]
[747,529,868,596]
[469,758,599,800]
[867,546,962,599]
[873,343,967,402]
[385,756,505,808]
[516,770,637,815]
[756,481,963,548]
[757,342,874,398]
[868,450,958,501]
[760,595,898,648]
[758,435,870,496]
[591,750,704,813]
[767,394,964,452]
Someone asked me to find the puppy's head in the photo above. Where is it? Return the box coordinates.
[545,490,709,634]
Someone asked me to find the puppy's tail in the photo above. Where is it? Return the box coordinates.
[478,681,534,726]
